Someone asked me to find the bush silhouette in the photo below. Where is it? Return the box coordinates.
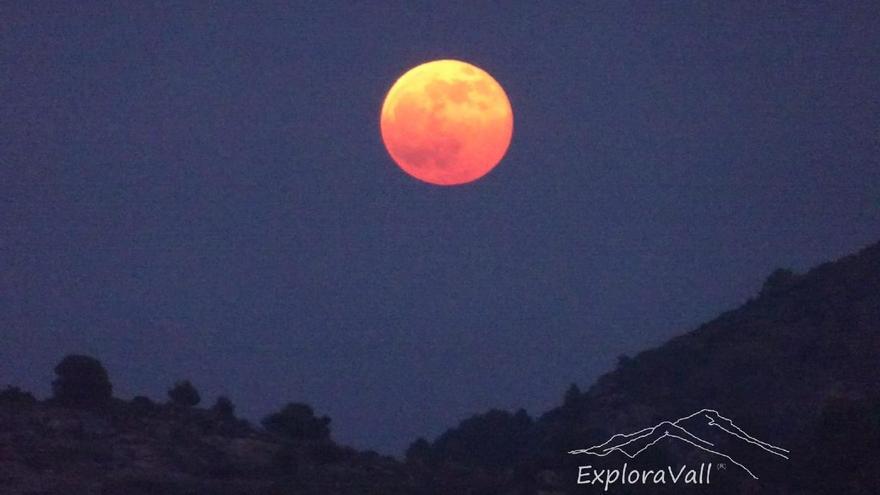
[167,380,201,407]
[262,403,331,440]
[212,395,235,419]
[0,386,36,405]
[130,395,157,415]
[51,354,113,407]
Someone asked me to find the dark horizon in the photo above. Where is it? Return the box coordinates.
[3,2,879,455]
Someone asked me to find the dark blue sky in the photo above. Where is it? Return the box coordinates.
[2,2,878,454]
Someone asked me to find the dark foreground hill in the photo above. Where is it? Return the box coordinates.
[2,240,879,494]
[0,390,509,495]
[0,395,402,494]
[410,240,880,494]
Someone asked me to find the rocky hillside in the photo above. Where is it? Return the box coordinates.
[0,375,511,494]
[0,394,419,494]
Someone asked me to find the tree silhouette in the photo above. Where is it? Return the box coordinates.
[212,395,235,419]
[0,386,36,405]
[262,403,331,440]
[51,354,113,408]
[130,395,157,415]
[167,380,201,407]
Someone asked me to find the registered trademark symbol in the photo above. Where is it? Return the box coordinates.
[717,463,727,470]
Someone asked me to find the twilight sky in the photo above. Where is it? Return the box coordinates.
[2,2,878,455]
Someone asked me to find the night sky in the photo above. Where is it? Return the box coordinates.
[2,2,878,455]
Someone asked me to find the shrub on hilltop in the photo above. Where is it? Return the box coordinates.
[51,354,113,408]
[168,380,201,408]
[262,402,331,441]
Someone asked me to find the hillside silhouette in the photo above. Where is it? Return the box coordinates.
[2,240,879,493]
[409,240,880,493]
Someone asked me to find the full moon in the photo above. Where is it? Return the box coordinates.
[380,59,513,186]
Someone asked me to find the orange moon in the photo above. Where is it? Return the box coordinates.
[380,60,513,186]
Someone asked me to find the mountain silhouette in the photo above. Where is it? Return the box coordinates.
[3,240,880,493]
[569,409,789,479]
[536,240,880,455]
[412,240,880,493]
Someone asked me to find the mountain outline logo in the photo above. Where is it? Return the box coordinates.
[568,409,789,480]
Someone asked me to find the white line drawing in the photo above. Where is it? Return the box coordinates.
[568,409,789,480]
